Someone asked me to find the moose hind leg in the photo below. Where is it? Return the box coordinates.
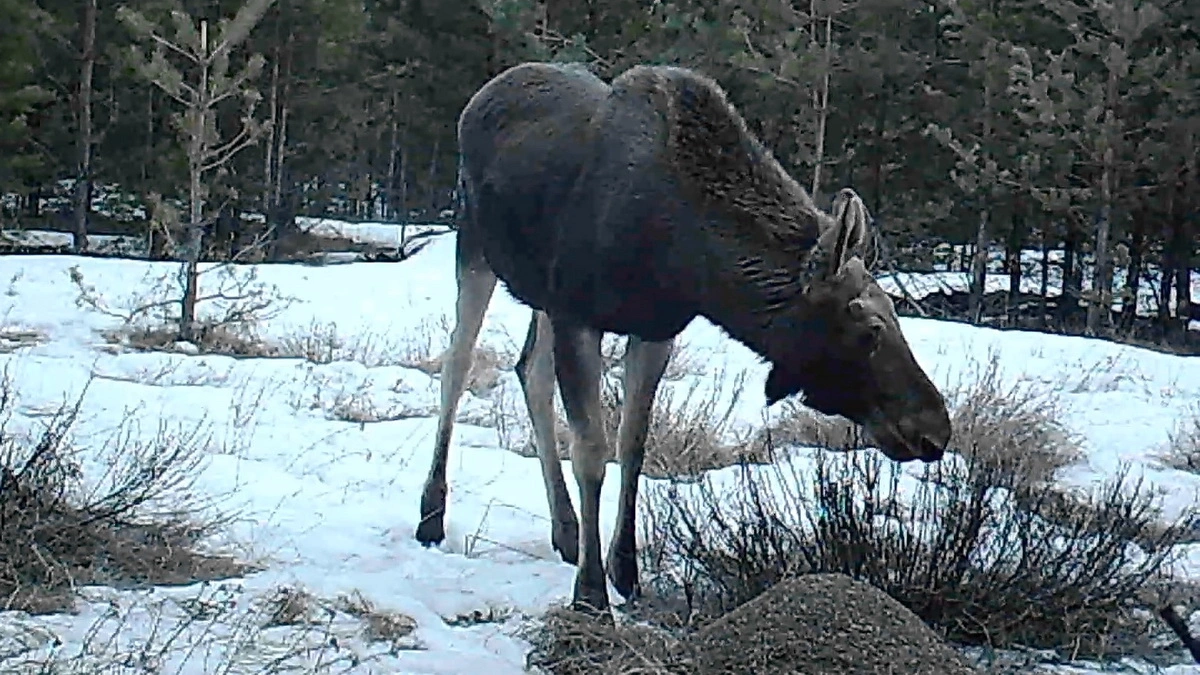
[551,319,611,615]
[606,337,673,600]
[416,251,497,547]
[515,310,579,564]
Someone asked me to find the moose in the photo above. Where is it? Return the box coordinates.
[415,62,952,615]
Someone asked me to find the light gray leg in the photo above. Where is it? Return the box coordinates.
[416,250,497,546]
[605,336,674,600]
[551,319,611,614]
[515,310,579,564]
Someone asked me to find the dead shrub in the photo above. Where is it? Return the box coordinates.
[631,357,1192,663]
[0,327,47,354]
[756,399,869,451]
[945,349,1081,485]
[263,585,319,627]
[418,343,514,397]
[335,590,419,650]
[324,384,433,425]
[273,318,453,369]
[639,373,763,479]
[1154,403,1200,474]
[0,379,246,614]
[756,349,1080,484]
[523,605,695,675]
[71,261,292,360]
[103,320,276,358]
[591,349,763,477]
[504,346,765,477]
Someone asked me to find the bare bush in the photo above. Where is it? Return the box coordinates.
[0,327,47,354]
[104,321,277,358]
[273,318,454,370]
[0,378,245,614]
[523,605,694,675]
[1154,403,1200,474]
[755,399,868,452]
[636,426,1187,663]
[1,581,398,672]
[507,345,761,477]
[323,382,434,425]
[757,349,1080,485]
[944,349,1081,485]
[70,262,290,358]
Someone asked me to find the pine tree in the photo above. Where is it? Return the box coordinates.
[118,0,272,341]
[0,0,53,205]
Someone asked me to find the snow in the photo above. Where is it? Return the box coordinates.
[0,228,1199,672]
[295,217,450,249]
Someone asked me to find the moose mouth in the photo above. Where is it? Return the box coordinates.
[866,418,949,463]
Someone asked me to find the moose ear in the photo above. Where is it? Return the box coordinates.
[824,188,869,276]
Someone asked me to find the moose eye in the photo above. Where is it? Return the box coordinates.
[858,320,884,350]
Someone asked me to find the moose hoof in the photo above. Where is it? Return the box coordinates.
[416,485,447,547]
[571,566,612,618]
[606,548,640,601]
[415,515,445,547]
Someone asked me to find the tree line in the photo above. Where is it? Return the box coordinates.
[0,0,1196,346]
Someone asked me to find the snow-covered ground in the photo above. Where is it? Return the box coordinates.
[295,217,450,249]
[0,229,1198,673]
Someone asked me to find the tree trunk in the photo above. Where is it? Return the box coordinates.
[270,31,292,217]
[1158,231,1175,336]
[1121,216,1146,335]
[180,21,209,344]
[263,46,280,218]
[1007,204,1024,325]
[968,49,994,326]
[1062,217,1081,328]
[969,209,990,324]
[72,0,98,254]
[142,88,154,188]
[427,137,440,213]
[386,91,400,220]
[1085,66,1120,336]
[810,7,832,196]
[1173,213,1193,343]
[398,128,409,242]
[1039,225,1050,329]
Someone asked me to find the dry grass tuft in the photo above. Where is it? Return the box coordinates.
[323,384,434,425]
[0,327,48,353]
[263,585,320,628]
[273,318,445,369]
[417,343,515,397]
[944,349,1082,485]
[523,605,695,675]
[0,379,248,615]
[509,344,766,478]
[1154,403,1200,475]
[103,321,277,359]
[336,590,419,648]
[755,399,869,452]
[636,372,765,479]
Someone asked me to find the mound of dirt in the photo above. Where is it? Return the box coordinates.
[690,573,978,675]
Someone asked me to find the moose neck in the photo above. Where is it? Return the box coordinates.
[698,239,827,366]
